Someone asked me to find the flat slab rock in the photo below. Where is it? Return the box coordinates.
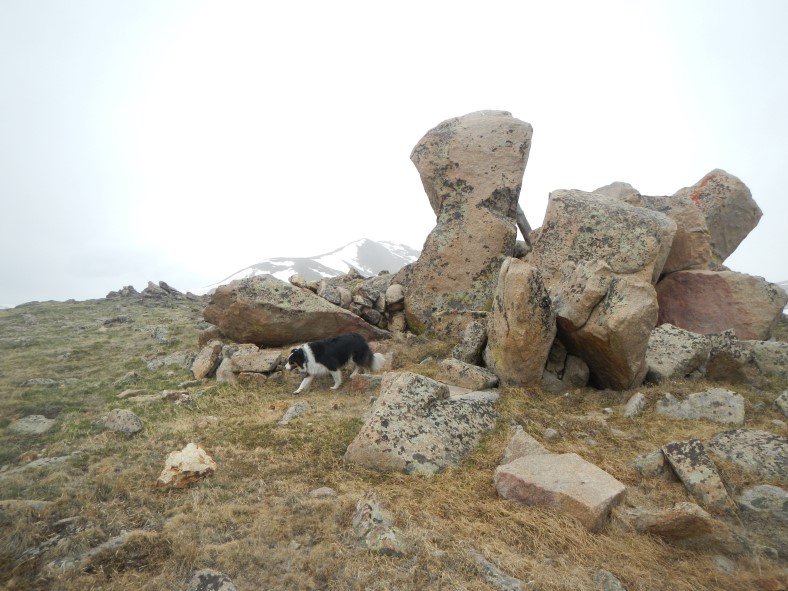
[661,439,736,513]
[707,429,788,481]
[494,452,626,532]
[656,388,744,426]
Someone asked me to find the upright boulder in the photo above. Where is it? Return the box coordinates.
[656,270,788,340]
[404,110,533,336]
[672,169,762,263]
[484,258,556,386]
[203,275,390,347]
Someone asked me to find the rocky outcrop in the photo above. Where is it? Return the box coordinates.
[343,372,498,475]
[404,110,533,336]
[203,275,390,346]
[672,169,762,263]
[656,269,788,340]
[484,258,556,386]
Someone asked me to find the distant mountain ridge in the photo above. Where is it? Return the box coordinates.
[206,238,420,290]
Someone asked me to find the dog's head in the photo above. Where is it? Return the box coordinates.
[284,347,306,372]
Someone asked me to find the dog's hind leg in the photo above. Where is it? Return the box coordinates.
[330,370,343,390]
[294,375,313,394]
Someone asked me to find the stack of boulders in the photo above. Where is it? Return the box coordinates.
[198,110,786,395]
[288,268,407,332]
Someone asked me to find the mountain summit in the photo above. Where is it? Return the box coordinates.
[210,239,420,288]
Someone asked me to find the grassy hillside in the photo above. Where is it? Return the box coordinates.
[0,298,786,590]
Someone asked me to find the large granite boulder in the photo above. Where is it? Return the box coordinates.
[656,270,788,340]
[404,110,533,336]
[672,169,762,263]
[483,258,556,386]
[203,275,390,347]
[594,183,713,273]
[528,190,674,390]
[343,372,498,475]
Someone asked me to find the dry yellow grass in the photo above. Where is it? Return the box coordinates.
[0,300,786,590]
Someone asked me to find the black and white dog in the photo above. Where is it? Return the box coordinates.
[284,332,385,394]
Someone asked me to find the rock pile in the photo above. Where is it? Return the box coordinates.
[106,281,203,301]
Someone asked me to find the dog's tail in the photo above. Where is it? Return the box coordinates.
[371,352,385,372]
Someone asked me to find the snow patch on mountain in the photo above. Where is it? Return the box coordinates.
[200,239,420,293]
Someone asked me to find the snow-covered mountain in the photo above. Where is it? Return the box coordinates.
[204,239,420,291]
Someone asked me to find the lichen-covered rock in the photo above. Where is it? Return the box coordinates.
[645,324,711,382]
[343,372,498,475]
[191,341,223,379]
[351,491,408,556]
[99,409,143,435]
[707,429,788,480]
[404,110,533,336]
[661,439,736,513]
[656,389,745,426]
[742,340,788,379]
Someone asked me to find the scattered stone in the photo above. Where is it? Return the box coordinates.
[629,450,675,480]
[707,429,788,480]
[661,439,736,513]
[500,425,551,465]
[656,389,744,425]
[494,452,627,532]
[713,555,736,574]
[437,358,499,391]
[20,378,59,387]
[161,390,194,404]
[214,358,236,383]
[469,548,526,591]
[592,569,627,591]
[344,372,498,475]
[156,443,216,488]
[117,388,147,399]
[278,401,311,426]
[737,485,788,523]
[187,569,237,591]
[99,409,143,435]
[145,351,195,371]
[351,491,407,556]
[645,324,711,382]
[194,416,219,429]
[309,487,337,498]
[115,371,141,387]
[618,502,739,551]
[623,392,647,418]
[9,415,56,435]
[192,341,223,379]
[744,341,788,379]
[543,428,560,441]
[229,347,282,373]
[775,391,788,418]
[0,452,81,478]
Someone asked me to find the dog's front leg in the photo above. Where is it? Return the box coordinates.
[294,375,313,394]
[330,370,343,390]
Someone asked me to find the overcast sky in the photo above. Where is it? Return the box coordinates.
[1,0,786,306]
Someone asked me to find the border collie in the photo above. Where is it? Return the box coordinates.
[284,332,385,394]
